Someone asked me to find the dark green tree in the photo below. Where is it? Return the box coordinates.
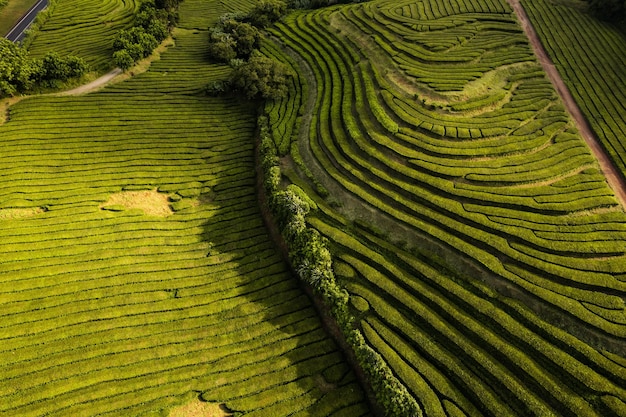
[0,39,36,96]
[229,53,291,100]
[247,0,287,27]
[588,0,625,21]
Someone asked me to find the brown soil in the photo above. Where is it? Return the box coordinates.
[506,0,626,210]
[0,207,45,219]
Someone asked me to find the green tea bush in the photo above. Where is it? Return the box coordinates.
[257,115,422,417]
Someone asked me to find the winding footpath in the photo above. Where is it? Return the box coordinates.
[507,0,626,210]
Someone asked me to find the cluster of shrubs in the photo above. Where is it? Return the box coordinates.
[0,39,88,97]
[257,115,422,417]
[112,0,180,70]
[205,2,292,100]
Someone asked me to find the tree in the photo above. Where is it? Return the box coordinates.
[35,52,88,84]
[113,49,135,70]
[229,53,292,100]
[0,39,36,96]
[207,30,238,62]
[207,20,261,62]
[247,0,287,27]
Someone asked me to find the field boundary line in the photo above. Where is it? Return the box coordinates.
[507,0,626,211]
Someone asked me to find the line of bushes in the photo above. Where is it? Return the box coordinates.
[257,114,422,417]
[0,39,88,97]
[112,0,180,70]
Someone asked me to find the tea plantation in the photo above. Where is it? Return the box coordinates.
[519,0,626,179]
[264,0,626,415]
[2,0,626,415]
[0,0,371,416]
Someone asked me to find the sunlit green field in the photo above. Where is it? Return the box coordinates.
[0,0,371,415]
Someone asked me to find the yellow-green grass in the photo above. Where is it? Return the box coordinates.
[0,1,372,415]
[0,0,40,35]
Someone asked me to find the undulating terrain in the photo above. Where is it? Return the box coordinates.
[1,0,626,416]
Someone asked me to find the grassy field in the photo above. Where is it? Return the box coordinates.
[0,0,40,35]
[5,0,626,415]
[265,0,626,414]
[519,0,626,180]
[0,0,372,415]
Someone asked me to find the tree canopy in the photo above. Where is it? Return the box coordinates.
[0,39,88,97]
[229,53,292,100]
[587,0,626,22]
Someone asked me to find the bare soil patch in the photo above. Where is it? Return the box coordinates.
[168,399,231,417]
[101,189,173,217]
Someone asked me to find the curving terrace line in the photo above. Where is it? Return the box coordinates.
[506,0,626,211]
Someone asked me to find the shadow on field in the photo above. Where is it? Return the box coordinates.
[193,142,369,416]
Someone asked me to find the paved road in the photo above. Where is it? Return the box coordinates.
[4,0,48,42]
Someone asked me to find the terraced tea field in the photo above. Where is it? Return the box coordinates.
[266,0,626,414]
[0,0,371,415]
[25,0,139,70]
[519,0,626,180]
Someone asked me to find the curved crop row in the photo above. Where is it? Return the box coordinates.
[266,0,626,415]
[519,0,626,180]
[26,0,139,71]
[0,1,372,415]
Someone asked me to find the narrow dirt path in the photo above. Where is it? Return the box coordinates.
[507,0,626,211]
[58,68,123,96]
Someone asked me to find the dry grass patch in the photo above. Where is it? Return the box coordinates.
[168,399,231,417]
[101,189,173,217]
[0,207,45,219]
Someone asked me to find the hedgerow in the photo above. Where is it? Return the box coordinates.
[258,115,422,417]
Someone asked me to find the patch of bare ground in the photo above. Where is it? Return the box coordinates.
[0,207,46,219]
[506,0,626,211]
[168,399,231,417]
[100,189,173,217]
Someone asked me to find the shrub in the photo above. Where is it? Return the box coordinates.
[35,53,88,84]
[0,39,87,96]
[247,0,287,28]
[229,53,292,100]
[0,39,36,95]
[207,20,261,62]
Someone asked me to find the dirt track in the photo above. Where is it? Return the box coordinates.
[506,0,626,210]
[59,68,122,95]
